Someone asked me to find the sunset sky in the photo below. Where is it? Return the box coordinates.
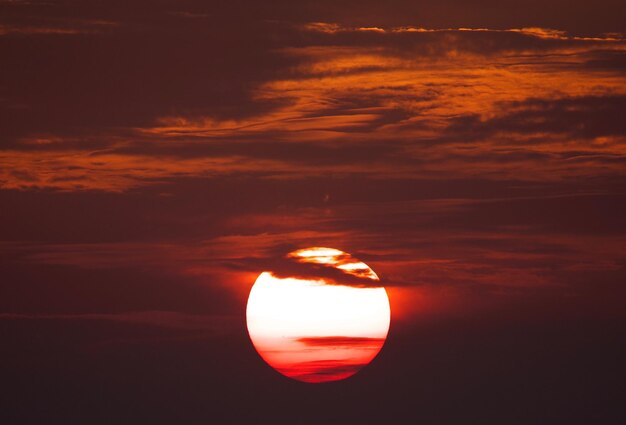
[2,1,625,423]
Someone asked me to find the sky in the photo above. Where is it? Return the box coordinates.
[1,0,625,423]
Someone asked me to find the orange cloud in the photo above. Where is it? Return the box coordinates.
[302,23,624,41]
[1,26,624,191]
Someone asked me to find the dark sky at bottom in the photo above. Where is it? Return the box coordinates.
[3,312,624,424]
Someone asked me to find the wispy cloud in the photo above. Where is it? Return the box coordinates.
[2,23,623,191]
[303,23,624,41]
[0,311,237,332]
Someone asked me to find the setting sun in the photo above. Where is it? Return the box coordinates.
[246,248,390,383]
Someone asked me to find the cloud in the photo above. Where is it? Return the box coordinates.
[446,95,626,139]
[1,12,624,191]
[221,247,382,287]
[296,336,386,347]
[0,311,237,332]
[303,23,624,41]
[275,360,366,383]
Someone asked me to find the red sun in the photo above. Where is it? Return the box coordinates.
[246,247,390,383]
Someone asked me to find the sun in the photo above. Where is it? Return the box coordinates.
[246,247,390,383]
